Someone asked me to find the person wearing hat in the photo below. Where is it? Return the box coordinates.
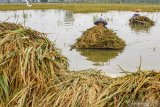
[132,9,141,18]
[94,18,108,27]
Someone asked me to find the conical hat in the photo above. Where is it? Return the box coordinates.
[94,18,107,25]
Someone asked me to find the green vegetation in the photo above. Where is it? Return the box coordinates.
[0,22,159,106]
[0,3,160,12]
[72,25,125,49]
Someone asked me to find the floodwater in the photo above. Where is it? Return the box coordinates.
[1,10,160,76]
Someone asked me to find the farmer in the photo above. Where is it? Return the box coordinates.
[94,18,107,27]
[132,9,141,18]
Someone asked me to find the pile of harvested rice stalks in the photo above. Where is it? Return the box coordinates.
[72,25,125,49]
[94,70,160,107]
[46,70,112,107]
[37,70,160,107]
[0,22,24,31]
[0,22,68,106]
[129,16,155,26]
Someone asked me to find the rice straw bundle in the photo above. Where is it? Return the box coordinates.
[129,16,155,26]
[0,22,68,106]
[94,70,160,107]
[50,70,112,107]
[72,25,125,49]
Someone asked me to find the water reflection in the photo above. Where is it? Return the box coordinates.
[22,10,29,25]
[129,24,152,33]
[64,11,74,28]
[77,49,122,66]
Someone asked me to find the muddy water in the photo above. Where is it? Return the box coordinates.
[1,10,160,76]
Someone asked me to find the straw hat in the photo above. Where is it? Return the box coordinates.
[94,18,108,25]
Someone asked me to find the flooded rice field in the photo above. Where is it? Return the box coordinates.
[1,10,160,76]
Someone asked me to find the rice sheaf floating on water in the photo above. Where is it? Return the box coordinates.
[72,25,125,50]
[129,16,155,26]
